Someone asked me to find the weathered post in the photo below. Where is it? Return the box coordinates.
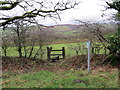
[47,47,50,60]
[91,47,94,54]
[62,47,65,59]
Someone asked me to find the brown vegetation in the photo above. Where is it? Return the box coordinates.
[2,54,117,74]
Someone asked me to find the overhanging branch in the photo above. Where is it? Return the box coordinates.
[0,0,79,27]
[0,1,20,10]
[106,1,120,11]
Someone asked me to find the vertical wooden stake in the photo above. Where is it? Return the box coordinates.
[62,47,65,59]
[47,47,50,60]
[92,47,94,54]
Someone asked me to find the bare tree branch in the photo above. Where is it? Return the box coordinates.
[0,0,79,28]
[106,1,120,11]
[0,1,20,10]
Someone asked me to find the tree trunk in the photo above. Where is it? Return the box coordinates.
[16,25,22,57]
[23,45,27,58]
[2,38,7,57]
[40,45,43,60]
[2,47,7,56]
[28,42,35,58]
[18,45,22,57]
[118,66,120,88]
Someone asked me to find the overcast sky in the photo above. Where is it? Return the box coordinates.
[0,0,117,26]
[39,0,117,26]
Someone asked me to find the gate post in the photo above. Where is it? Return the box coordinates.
[62,47,65,59]
[47,47,50,60]
[91,47,94,54]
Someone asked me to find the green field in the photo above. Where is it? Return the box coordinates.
[1,36,117,88]
[2,69,118,88]
[2,42,109,59]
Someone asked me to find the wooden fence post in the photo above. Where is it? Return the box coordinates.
[47,47,50,60]
[62,47,65,59]
[92,47,94,54]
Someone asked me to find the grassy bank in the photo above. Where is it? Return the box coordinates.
[2,69,118,88]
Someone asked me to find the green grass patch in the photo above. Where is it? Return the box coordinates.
[2,42,109,59]
[2,70,118,88]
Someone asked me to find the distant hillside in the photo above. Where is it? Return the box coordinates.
[51,23,117,31]
[1,23,117,37]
